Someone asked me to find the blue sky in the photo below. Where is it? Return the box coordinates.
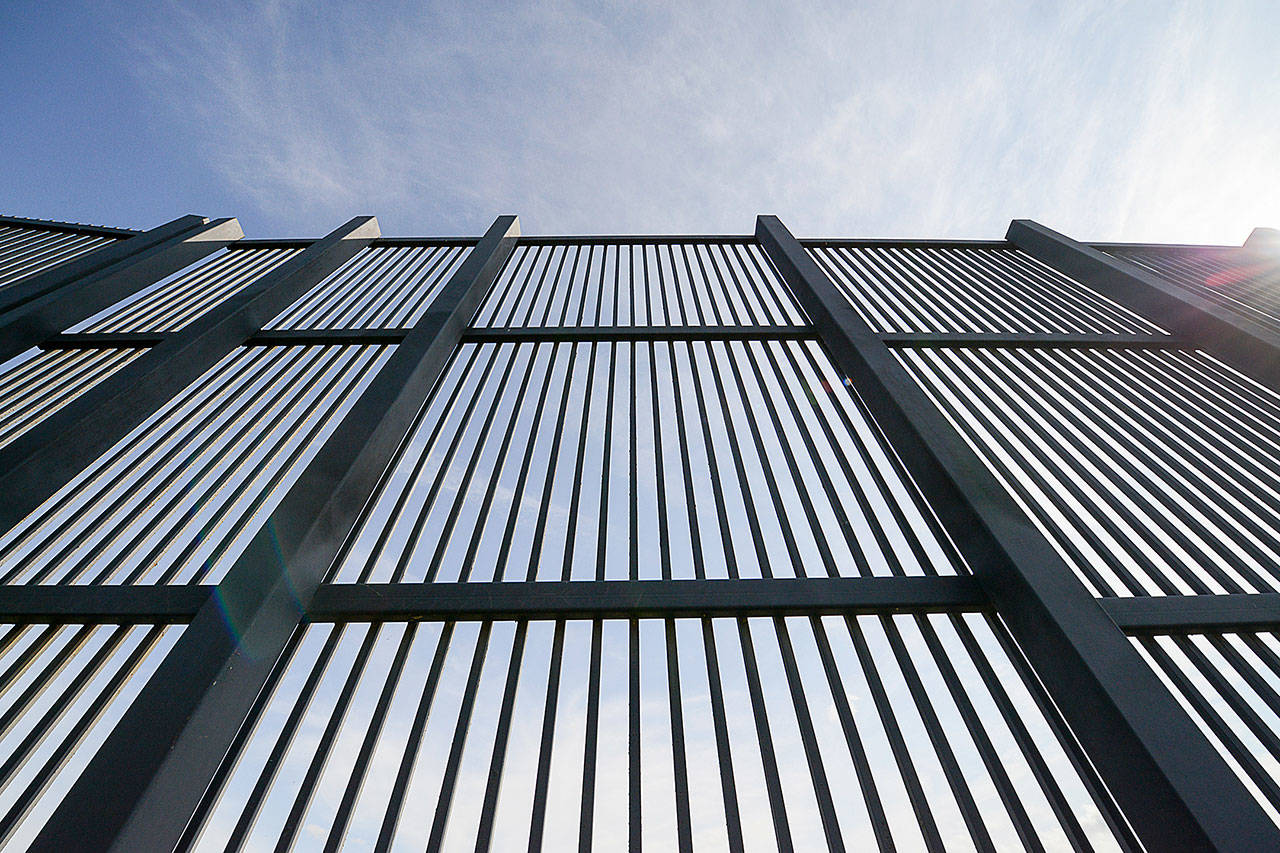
[2,1,1278,242]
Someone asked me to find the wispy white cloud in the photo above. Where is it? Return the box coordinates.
[123,0,1280,241]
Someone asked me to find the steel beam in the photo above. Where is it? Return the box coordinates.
[1105,593,1280,635]
[756,214,1279,851]
[0,215,243,359]
[1009,219,1280,390]
[30,215,521,853]
[247,327,412,346]
[40,331,168,349]
[308,576,988,621]
[42,328,415,348]
[0,585,210,623]
[0,215,139,237]
[463,324,815,344]
[0,216,378,534]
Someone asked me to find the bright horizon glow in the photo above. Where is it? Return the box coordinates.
[2,1,1278,243]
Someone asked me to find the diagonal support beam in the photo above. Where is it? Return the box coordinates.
[756,214,1280,852]
[0,214,243,362]
[30,215,520,853]
[1008,219,1280,390]
[0,216,378,534]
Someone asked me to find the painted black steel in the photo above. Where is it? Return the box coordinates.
[463,324,815,343]
[879,331,1182,348]
[28,215,519,853]
[4,212,1280,849]
[40,331,168,348]
[756,213,1280,851]
[0,216,378,535]
[0,585,210,623]
[1104,594,1280,634]
[307,577,987,621]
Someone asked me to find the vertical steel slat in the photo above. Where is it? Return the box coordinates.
[474,621,528,852]
[382,344,503,583]
[880,616,995,850]
[29,215,520,852]
[578,619,603,853]
[527,621,566,850]
[0,216,377,536]
[426,622,492,852]
[734,617,794,852]
[698,619,745,851]
[663,620,694,852]
[756,213,1279,851]
[807,617,894,851]
[628,618,642,850]
[323,623,417,851]
[375,623,455,850]
[483,345,561,583]
[275,625,380,850]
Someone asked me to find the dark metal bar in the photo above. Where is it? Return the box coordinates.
[734,618,793,852]
[526,621,566,851]
[807,617,893,851]
[427,622,491,852]
[276,626,380,850]
[801,238,1011,250]
[627,619,641,851]
[880,616,995,849]
[518,235,755,246]
[1009,219,1280,389]
[0,215,242,357]
[248,328,413,345]
[31,215,520,853]
[879,331,1183,349]
[756,213,1279,851]
[376,623,455,848]
[307,576,986,621]
[0,585,211,623]
[0,216,378,536]
[463,324,814,343]
[0,215,140,237]
[40,331,167,348]
[1104,593,1280,634]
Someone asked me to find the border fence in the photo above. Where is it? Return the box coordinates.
[0,211,1278,850]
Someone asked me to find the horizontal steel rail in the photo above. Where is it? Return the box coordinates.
[42,324,818,348]
[40,331,168,348]
[0,214,140,237]
[308,576,988,621]
[879,331,1184,349]
[0,585,211,623]
[11,580,1280,636]
[517,234,756,245]
[800,237,1012,249]
[1104,594,1280,635]
[463,324,816,343]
